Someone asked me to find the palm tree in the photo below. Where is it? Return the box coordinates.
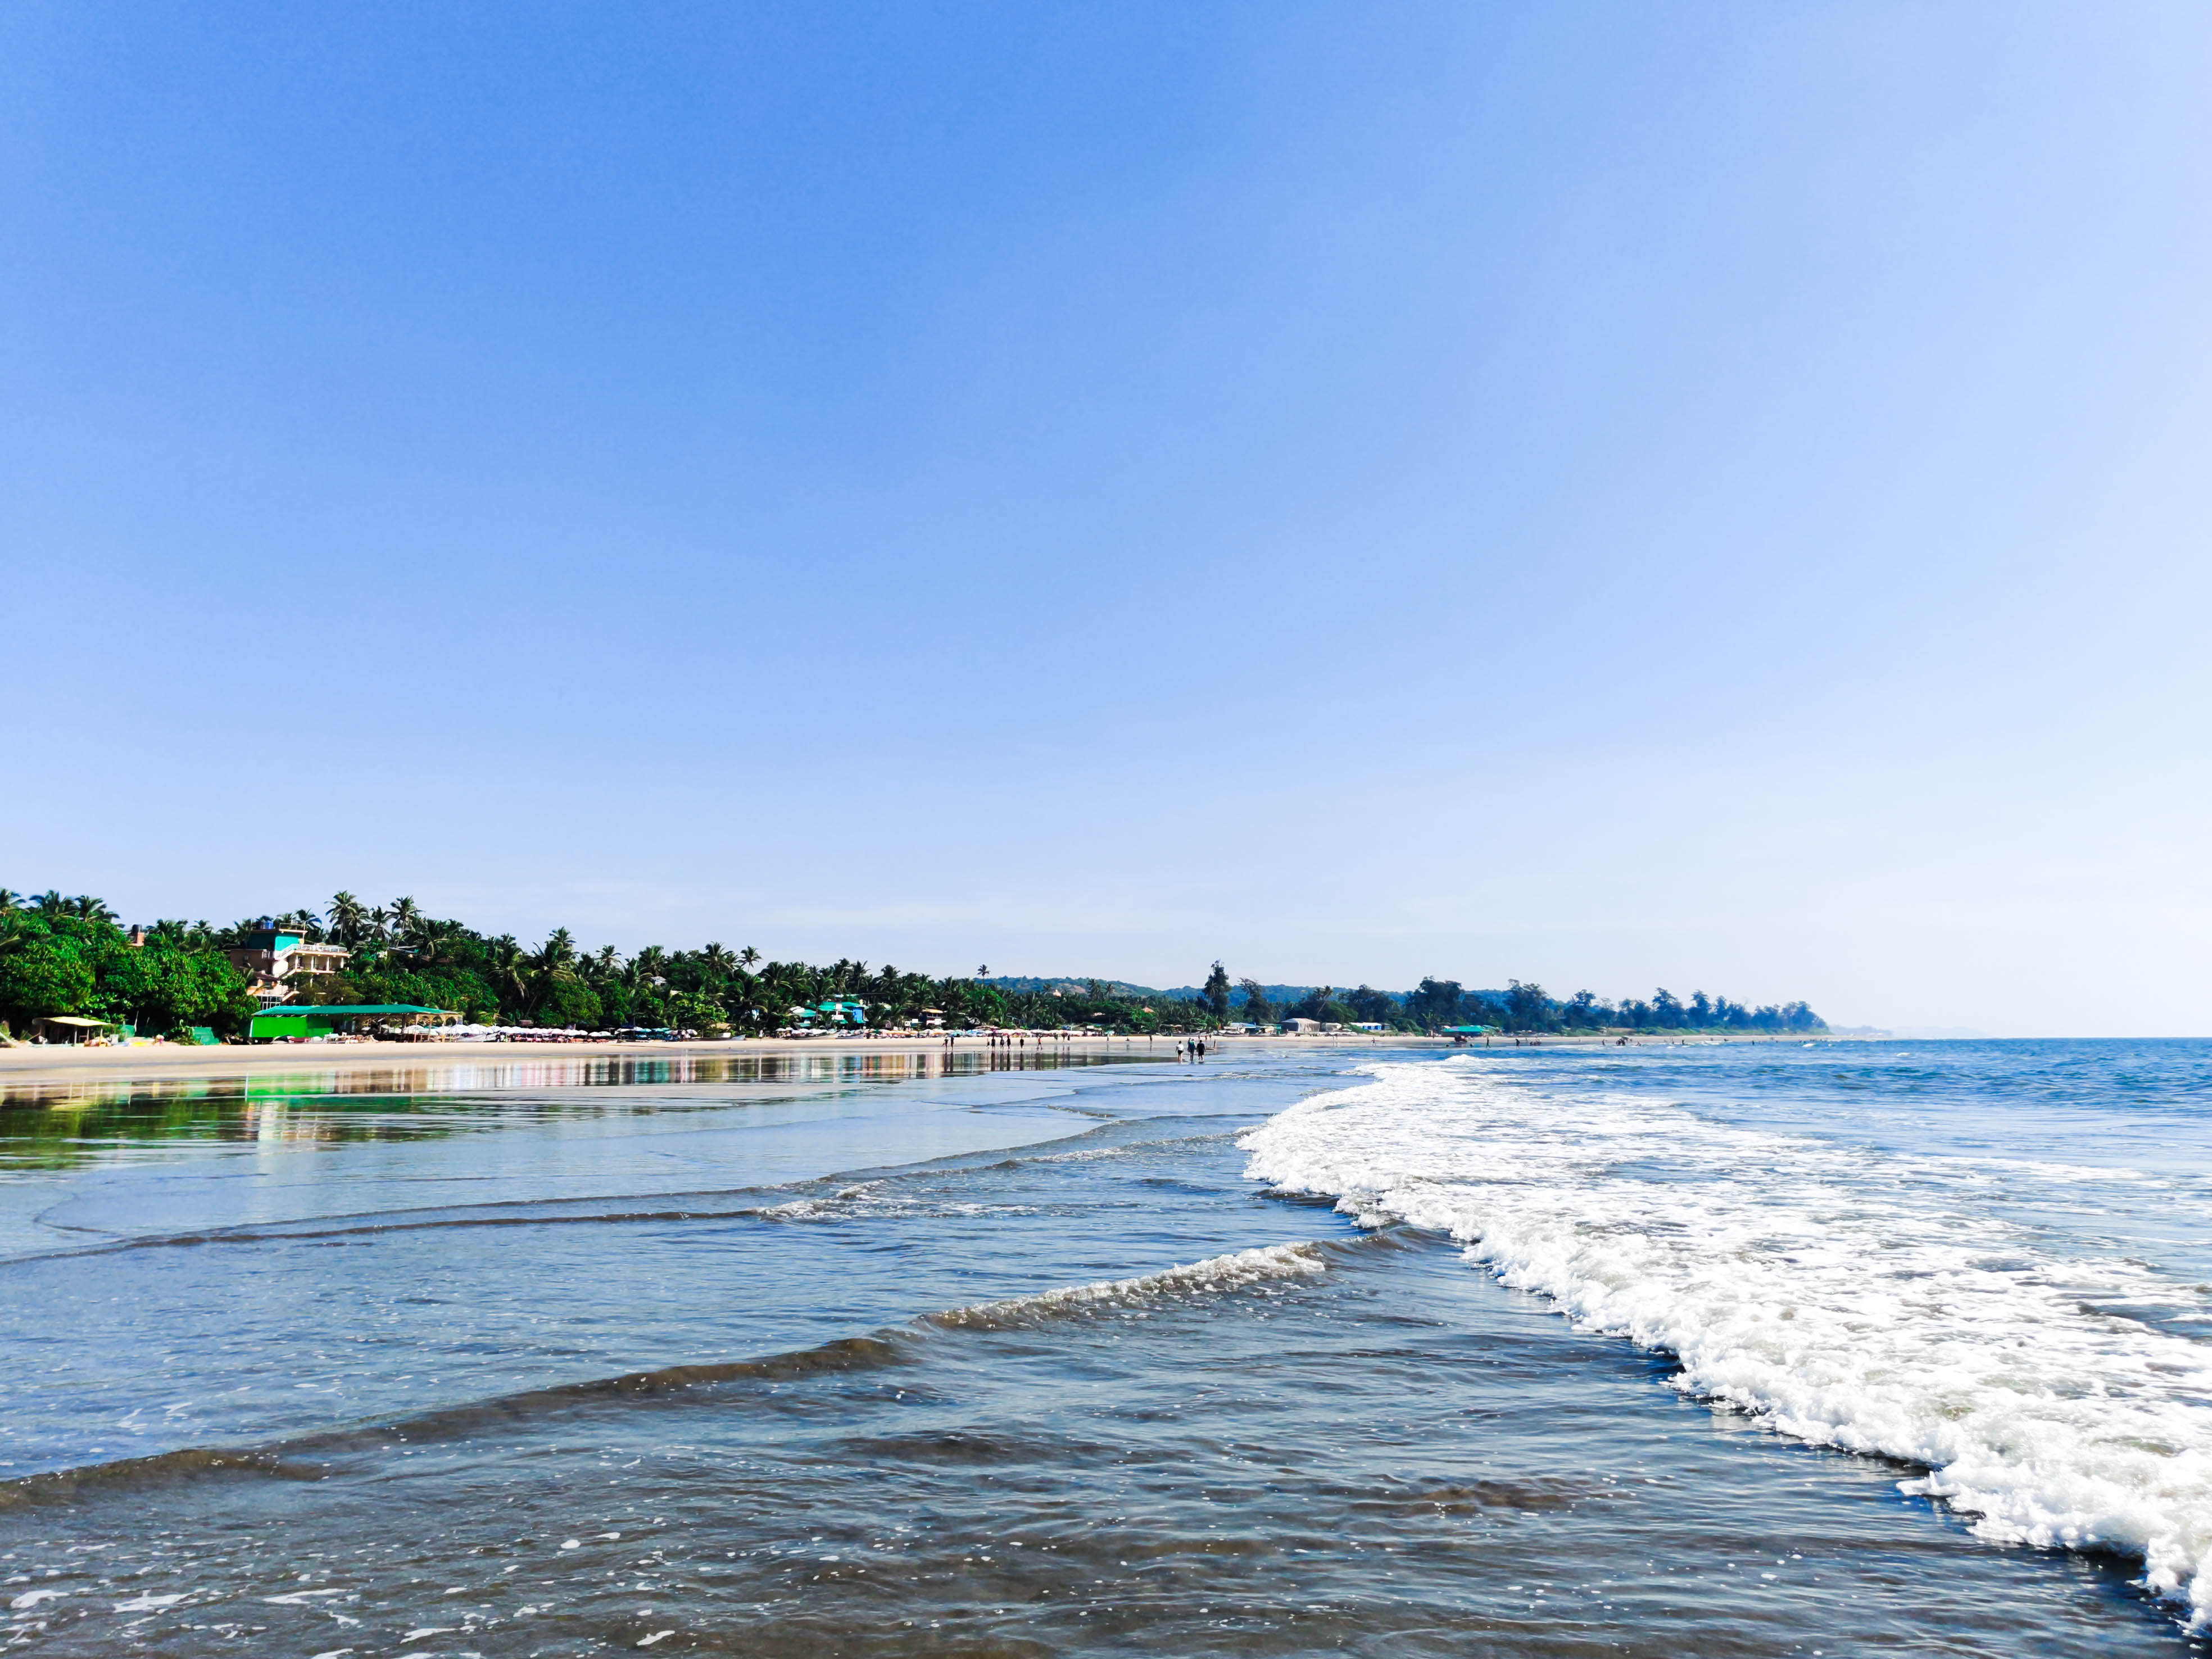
[328,892,369,947]
[737,946,760,971]
[486,935,528,1016]
[368,905,391,943]
[0,890,22,910]
[66,895,117,924]
[33,891,65,918]
[532,928,577,974]
[388,897,423,939]
[629,945,668,988]
[400,914,448,964]
[518,930,582,1024]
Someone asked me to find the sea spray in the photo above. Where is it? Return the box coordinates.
[1239,1057,2212,1625]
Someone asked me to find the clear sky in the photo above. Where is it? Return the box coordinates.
[5,3,2209,1035]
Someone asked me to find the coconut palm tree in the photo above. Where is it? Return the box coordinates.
[328,892,369,947]
[398,914,449,964]
[484,935,528,1015]
[388,897,423,939]
[65,895,117,924]
[737,946,760,971]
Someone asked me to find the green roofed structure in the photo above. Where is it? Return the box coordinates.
[248,1004,459,1042]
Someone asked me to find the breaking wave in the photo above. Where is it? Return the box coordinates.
[1240,1059,2212,1626]
[929,1241,1330,1330]
[0,1241,1341,1508]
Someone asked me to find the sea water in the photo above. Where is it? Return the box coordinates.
[0,1040,2205,1655]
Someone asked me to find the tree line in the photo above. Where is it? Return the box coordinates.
[0,888,1826,1039]
[1389,977,1825,1035]
[0,890,1224,1039]
[1220,973,1821,1034]
[0,891,251,1037]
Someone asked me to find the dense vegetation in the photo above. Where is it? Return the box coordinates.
[1218,976,1820,1034]
[0,892,255,1037]
[0,891,1217,1039]
[0,889,1826,1039]
[1381,977,1826,1035]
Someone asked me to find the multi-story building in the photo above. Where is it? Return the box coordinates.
[224,923,352,1008]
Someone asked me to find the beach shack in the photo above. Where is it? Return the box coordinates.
[248,1004,459,1042]
[29,1015,122,1044]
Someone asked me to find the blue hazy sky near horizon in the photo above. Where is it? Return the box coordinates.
[4,3,2209,1036]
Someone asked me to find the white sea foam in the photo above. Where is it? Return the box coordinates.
[1239,1059,2212,1624]
[932,1242,1328,1329]
[759,1182,1036,1225]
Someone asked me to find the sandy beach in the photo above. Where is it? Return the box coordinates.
[0,1026,1824,1089]
[0,1031,1379,1086]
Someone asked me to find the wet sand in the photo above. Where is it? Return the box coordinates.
[0,1027,1816,1088]
[0,1031,1401,1086]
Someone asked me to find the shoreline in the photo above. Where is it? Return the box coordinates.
[0,1028,1841,1088]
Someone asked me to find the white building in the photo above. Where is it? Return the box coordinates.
[224,924,351,1008]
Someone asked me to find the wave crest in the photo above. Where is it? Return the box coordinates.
[1240,1058,2212,1626]
[930,1242,1330,1330]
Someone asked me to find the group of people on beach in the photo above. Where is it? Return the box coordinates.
[928,1030,1217,1059]
[939,1031,1089,1050]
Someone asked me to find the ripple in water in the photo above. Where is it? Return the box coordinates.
[1,1042,2205,1654]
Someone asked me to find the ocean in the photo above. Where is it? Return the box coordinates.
[0,1039,2205,1655]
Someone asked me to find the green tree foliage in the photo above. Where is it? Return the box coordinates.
[1284,985,1356,1024]
[1510,984,1823,1035]
[1237,978,1273,1023]
[327,892,370,946]
[94,942,250,1031]
[0,886,1830,1042]
[1402,977,1468,1028]
[0,928,97,1021]
[1202,962,1232,1022]
[1344,986,1398,1025]
[0,905,253,1035]
[1504,980,1553,1031]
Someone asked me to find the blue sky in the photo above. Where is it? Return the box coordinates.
[5,3,2208,1034]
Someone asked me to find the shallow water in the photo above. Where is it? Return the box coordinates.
[1,1040,2205,1655]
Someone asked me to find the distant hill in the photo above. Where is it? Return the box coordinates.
[994,978,1506,1008]
[995,978,1427,1008]
[983,974,1822,1035]
[985,976,1169,999]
